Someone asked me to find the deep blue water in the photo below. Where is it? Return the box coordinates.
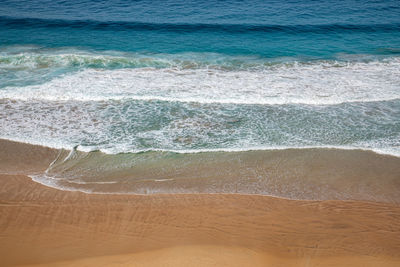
[1,0,400,58]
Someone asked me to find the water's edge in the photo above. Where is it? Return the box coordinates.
[1,138,398,203]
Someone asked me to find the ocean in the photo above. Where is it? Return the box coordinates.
[1,0,399,198]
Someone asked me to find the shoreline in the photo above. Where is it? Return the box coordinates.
[1,139,400,266]
[2,135,400,158]
[2,138,400,203]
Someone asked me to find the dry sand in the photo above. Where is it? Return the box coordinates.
[0,139,399,266]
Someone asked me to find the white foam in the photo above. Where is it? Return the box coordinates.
[1,57,399,158]
[0,51,174,69]
[98,145,400,157]
[1,58,400,105]
[2,135,399,158]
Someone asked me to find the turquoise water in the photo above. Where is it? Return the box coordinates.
[1,0,400,156]
[1,0,400,57]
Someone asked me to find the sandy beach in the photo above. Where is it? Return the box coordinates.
[2,1,400,266]
[0,139,399,266]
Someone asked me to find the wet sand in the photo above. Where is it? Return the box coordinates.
[27,141,400,202]
[0,139,400,266]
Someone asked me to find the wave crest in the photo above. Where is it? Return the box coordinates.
[2,57,400,105]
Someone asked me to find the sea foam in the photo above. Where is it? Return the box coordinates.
[1,57,400,105]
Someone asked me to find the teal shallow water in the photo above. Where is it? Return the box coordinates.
[27,147,400,202]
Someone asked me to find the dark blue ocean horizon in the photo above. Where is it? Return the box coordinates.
[1,0,400,58]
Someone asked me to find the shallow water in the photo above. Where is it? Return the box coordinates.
[28,147,400,203]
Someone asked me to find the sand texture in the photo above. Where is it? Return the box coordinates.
[0,139,399,266]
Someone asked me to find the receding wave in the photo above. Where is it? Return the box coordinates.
[27,147,400,203]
